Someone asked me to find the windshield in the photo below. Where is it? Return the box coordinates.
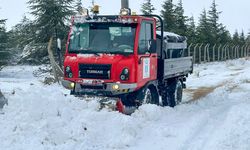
[69,22,137,54]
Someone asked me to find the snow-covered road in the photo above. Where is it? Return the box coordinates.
[1,59,250,150]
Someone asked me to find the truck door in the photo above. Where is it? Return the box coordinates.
[137,21,157,88]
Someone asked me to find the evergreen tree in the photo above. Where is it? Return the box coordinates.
[232,30,240,45]
[76,0,83,12]
[186,16,196,44]
[173,0,188,36]
[0,19,8,65]
[7,16,36,49]
[28,0,75,43]
[207,0,221,44]
[246,30,250,44]
[217,25,231,44]
[141,0,155,15]
[76,0,82,7]
[196,9,211,43]
[0,19,7,51]
[161,0,176,32]
[239,30,245,45]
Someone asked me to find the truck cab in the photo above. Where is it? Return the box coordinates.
[63,15,158,96]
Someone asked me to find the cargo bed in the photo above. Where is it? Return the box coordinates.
[163,56,193,79]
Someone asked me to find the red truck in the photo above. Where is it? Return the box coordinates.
[62,0,193,114]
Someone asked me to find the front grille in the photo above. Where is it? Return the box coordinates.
[79,64,111,79]
[80,85,106,90]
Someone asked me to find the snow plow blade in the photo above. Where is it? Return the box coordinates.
[99,98,137,115]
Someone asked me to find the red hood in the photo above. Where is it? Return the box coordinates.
[64,54,128,64]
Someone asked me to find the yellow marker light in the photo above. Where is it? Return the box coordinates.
[70,82,75,89]
[92,5,100,14]
[112,84,119,90]
[132,12,137,15]
[124,89,129,93]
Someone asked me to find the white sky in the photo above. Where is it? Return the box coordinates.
[0,0,249,35]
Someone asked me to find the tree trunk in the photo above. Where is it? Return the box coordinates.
[0,90,7,109]
[47,37,64,83]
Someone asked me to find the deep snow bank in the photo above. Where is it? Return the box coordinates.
[0,59,250,150]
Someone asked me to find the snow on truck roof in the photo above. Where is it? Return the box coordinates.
[156,31,180,37]
[156,31,187,43]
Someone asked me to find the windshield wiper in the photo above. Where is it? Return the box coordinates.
[106,51,133,56]
[89,52,100,56]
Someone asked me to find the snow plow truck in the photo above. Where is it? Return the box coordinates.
[61,0,193,114]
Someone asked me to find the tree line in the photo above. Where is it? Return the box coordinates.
[0,0,80,65]
[142,0,250,46]
[0,0,250,65]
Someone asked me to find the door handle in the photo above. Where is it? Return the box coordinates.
[139,56,149,64]
[139,54,157,64]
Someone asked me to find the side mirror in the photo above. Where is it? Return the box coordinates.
[148,39,157,53]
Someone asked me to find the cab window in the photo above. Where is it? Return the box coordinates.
[138,21,153,54]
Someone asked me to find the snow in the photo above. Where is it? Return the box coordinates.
[77,54,95,58]
[156,31,184,38]
[157,31,180,37]
[1,58,250,149]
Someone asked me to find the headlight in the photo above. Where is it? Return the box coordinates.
[65,66,71,72]
[65,66,73,78]
[112,84,120,90]
[70,82,75,89]
[120,68,129,81]
[123,68,129,74]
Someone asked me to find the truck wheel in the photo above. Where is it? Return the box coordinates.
[162,80,183,107]
[168,80,183,107]
[143,88,152,104]
[174,80,183,105]
[120,86,159,114]
[142,86,159,105]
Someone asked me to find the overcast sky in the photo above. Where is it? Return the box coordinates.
[0,0,249,35]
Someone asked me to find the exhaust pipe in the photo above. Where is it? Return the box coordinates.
[121,0,129,9]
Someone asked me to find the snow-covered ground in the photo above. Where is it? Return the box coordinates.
[1,59,250,150]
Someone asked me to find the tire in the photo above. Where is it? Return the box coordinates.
[142,86,159,105]
[162,79,183,107]
[120,85,159,108]
[143,88,153,104]
[174,80,183,105]
[119,86,159,115]
[133,85,159,106]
